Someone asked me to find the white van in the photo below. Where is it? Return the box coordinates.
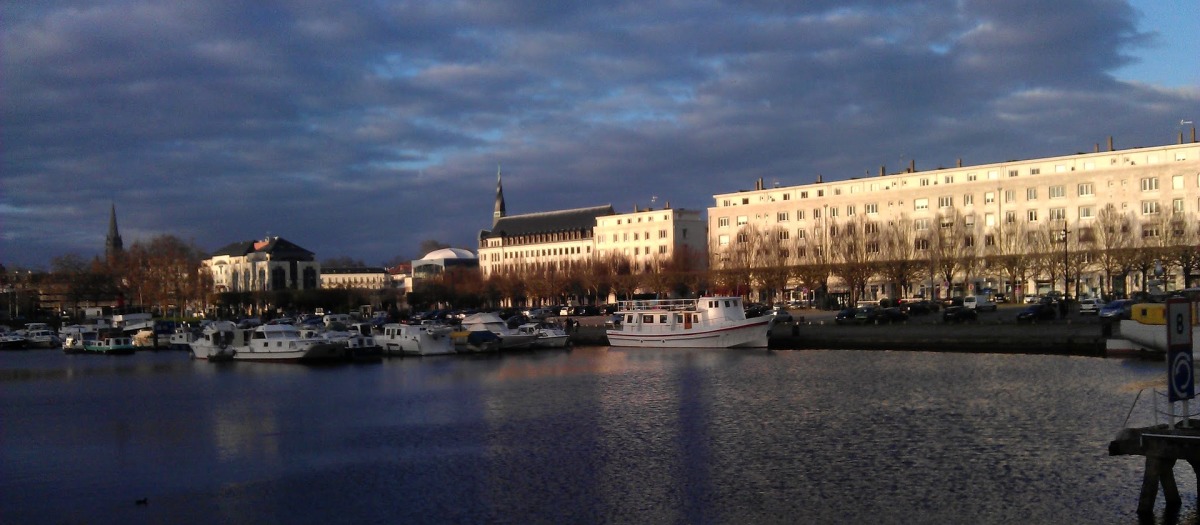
[962,295,997,312]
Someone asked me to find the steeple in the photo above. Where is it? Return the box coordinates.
[493,166,506,227]
[105,202,123,260]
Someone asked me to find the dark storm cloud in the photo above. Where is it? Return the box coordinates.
[1,0,1194,268]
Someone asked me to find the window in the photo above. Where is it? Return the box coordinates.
[847,205,855,216]
[659,229,668,239]
[1049,208,1066,221]
[1142,225,1160,239]
[920,178,931,187]
[985,234,995,246]
[914,219,930,230]
[777,212,789,222]
[783,193,791,201]
[867,242,880,253]
[830,207,839,217]
[914,198,929,210]
[987,170,999,180]
[1079,206,1094,220]
[813,208,821,219]
[1005,211,1016,224]
[718,217,729,228]
[800,191,808,198]
[1173,175,1185,190]
[938,196,953,208]
[865,203,878,214]
[778,230,789,241]
[1026,188,1037,200]
[736,233,748,243]
[985,213,995,227]
[1027,209,1038,222]
[968,173,978,181]
[1008,169,1018,177]
[796,229,806,239]
[985,192,995,204]
[737,215,748,225]
[796,210,805,220]
[1141,201,1160,215]
[1141,177,1159,191]
[963,194,974,205]
[1030,168,1041,175]
[915,238,930,251]
[1004,190,1015,203]
[818,190,825,197]
[718,235,729,246]
[1078,183,1094,196]
[1049,185,1065,199]
[865,222,879,234]
[1173,198,1185,214]
[944,175,954,184]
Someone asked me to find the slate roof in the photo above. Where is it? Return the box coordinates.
[210,237,315,261]
[481,205,614,239]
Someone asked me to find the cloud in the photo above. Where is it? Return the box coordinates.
[1,0,1194,269]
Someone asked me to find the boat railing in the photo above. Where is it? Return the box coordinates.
[616,298,699,312]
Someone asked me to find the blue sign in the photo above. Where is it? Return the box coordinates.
[1167,298,1194,402]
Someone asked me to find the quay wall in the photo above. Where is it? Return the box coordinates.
[567,321,1112,357]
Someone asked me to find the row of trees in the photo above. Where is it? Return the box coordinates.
[714,203,1200,304]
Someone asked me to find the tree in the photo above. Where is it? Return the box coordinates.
[321,256,367,268]
[1092,204,1135,297]
[878,214,921,299]
[830,216,879,304]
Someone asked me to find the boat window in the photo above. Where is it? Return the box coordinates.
[626,315,635,323]
[725,300,731,308]
[659,315,668,323]
[642,315,654,323]
[675,314,683,323]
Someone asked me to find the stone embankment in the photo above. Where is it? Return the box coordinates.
[567,318,1116,357]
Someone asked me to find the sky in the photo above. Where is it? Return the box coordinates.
[2,0,1197,270]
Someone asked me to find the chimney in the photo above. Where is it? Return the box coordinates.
[1192,127,1197,143]
[816,174,823,183]
[880,165,886,177]
[909,159,915,173]
[758,177,764,191]
[634,204,639,212]
[664,201,670,209]
[1094,143,1100,153]
[1181,132,1185,145]
[956,158,962,168]
[1108,136,1114,151]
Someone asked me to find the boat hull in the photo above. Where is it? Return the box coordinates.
[607,319,770,348]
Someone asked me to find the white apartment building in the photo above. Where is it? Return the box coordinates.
[594,206,707,272]
[320,267,389,289]
[709,140,1200,300]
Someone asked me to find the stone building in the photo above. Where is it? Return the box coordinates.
[203,237,320,292]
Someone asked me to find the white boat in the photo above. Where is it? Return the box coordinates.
[460,312,537,350]
[378,323,456,356]
[24,329,62,348]
[228,324,347,362]
[168,325,198,350]
[189,321,238,361]
[517,322,570,349]
[606,296,772,348]
[1106,295,1200,356]
[320,323,382,360]
[0,328,27,350]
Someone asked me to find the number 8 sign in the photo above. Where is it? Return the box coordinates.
[1167,298,1194,402]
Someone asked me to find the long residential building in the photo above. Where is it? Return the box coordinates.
[709,139,1200,300]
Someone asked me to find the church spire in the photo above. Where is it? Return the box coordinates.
[105,202,124,260]
[493,165,506,227]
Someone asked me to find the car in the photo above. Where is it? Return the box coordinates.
[1016,303,1057,323]
[854,306,890,325]
[942,306,978,323]
[1098,299,1134,321]
[993,293,1008,304]
[834,308,857,325]
[879,307,909,323]
[1078,298,1106,315]
[1025,295,1043,304]
[769,307,793,323]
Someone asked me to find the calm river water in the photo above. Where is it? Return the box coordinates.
[0,347,1188,524]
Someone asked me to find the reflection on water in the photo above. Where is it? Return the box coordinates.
[0,348,1189,524]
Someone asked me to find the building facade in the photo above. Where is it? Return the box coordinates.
[594,205,708,272]
[203,237,320,293]
[708,140,1200,301]
[320,267,389,289]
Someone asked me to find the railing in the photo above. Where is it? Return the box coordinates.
[616,298,699,312]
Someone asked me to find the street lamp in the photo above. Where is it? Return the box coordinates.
[1060,226,1070,296]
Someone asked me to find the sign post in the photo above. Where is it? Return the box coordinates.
[1167,298,1194,428]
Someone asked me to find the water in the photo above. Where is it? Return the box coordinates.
[0,348,1184,524]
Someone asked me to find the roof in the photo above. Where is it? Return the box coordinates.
[482,205,615,239]
[210,237,314,260]
[321,267,387,274]
[422,248,477,260]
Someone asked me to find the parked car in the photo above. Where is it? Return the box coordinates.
[942,306,978,323]
[962,295,998,312]
[879,307,909,323]
[993,293,1009,303]
[1024,295,1043,304]
[834,308,857,325]
[1016,303,1057,323]
[854,306,890,325]
[1078,298,1106,315]
[1099,299,1134,321]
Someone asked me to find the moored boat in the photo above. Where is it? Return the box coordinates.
[189,321,238,361]
[1105,291,1200,356]
[517,322,570,349]
[378,322,457,356]
[605,296,772,348]
[82,332,137,355]
[227,324,346,363]
[460,312,536,350]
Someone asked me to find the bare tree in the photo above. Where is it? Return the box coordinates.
[1091,204,1135,298]
[830,215,879,304]
[877,214,921,299]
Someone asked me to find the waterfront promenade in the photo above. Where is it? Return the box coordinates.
[567,304,1119,356]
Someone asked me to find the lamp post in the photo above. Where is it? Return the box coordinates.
[1060,226,1070,296]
